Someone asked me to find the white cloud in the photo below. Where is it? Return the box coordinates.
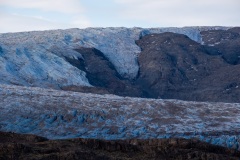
[0,0,239,33]
[0,0,84,14]
[0,0,92,32]
[114,0,240,27]
[0,12,91,33]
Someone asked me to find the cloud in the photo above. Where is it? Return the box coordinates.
[0,13,62,33]
[0,0,91,32]
[0,12,91,33]
[0,0,84,14]
[114,0,240,27]
[0,0,239,33]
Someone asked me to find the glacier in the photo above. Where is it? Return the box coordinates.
[0,84,239,150]
[0,26,230,88]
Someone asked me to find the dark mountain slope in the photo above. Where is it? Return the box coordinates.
[135,32,240,102]
[64,47,144,97]
[202,27,240,65]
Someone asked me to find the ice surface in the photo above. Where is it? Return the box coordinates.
[0,84,239,150]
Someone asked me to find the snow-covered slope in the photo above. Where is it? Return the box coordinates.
[0,27,230,88]
[0,84,239,150]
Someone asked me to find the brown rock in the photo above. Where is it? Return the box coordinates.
[0,132,240,160]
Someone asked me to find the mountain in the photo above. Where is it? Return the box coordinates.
[136,28,240,102]
[1,27,240,102]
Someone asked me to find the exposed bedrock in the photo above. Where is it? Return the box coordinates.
[135,29,240,102]
[64,47,144,97]
[201,27,240,65]
[1,132,240,160]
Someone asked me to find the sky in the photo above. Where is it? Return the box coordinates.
[0,0,240,33]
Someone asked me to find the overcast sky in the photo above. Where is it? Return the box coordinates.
[0,0,239,33]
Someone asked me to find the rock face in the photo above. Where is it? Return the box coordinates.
[65,47,143,97]
[1,132,240,160]
[135,30,240,102]
[1,84,240,150]
[0,131,47,144]
[202,27,240,65]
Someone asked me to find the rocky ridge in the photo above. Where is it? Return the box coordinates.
[135,28,240,102]
[1,131,240,160]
